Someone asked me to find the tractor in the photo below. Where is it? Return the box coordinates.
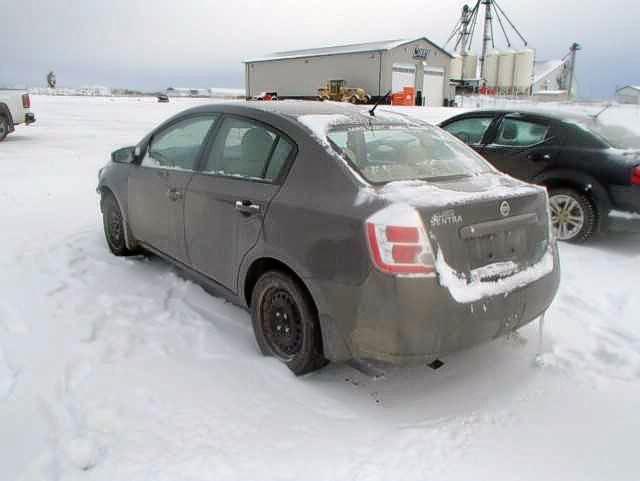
[318,80,370,104]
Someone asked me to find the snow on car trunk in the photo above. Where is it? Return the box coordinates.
[1,96,639,481]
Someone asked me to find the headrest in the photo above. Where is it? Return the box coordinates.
[241,128,274,163]
[502,121,518,141]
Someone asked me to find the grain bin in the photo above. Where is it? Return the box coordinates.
[484,50,500,88]
[497,49,516,90]
[513,48,535,91]
[449,54,463,80]
[462,52,478,80]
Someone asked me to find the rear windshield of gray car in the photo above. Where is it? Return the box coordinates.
[327,125,492,184]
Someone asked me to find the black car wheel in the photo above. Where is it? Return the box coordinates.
[0,116,8,142]
[101,192,137,256]
[548,188,596,243]
[251,271,328,375]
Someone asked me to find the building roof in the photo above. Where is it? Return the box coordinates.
[244,37,453,63]
[616,85,640,93]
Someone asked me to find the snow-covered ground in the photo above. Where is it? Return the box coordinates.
[1,96,639,481]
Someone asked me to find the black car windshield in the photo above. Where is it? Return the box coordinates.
[327,124,492,184]
[579,120,640,150]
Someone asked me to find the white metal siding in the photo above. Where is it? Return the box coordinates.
[382,39,450,101]
[246,52,382,98]
[616,87,640,105]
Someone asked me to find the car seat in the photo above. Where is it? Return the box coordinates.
[500,120,519,145]
[239,128,275,178]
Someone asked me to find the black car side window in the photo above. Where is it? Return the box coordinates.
[493,118,549,147]
[205,117,291,181]
[442,117,494,145]
[143,115,218,170]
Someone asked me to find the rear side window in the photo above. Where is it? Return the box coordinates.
[564,124,608,149]
[493,118,549,147]
[442,117,493,144]
[144,115,218,170]
[265,137,294,181]
[205,117,293,181]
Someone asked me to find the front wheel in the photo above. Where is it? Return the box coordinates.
[251,271,328,375]
[101,192,138,256]
[548,188,596,243]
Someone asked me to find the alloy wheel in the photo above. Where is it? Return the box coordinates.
[549,194,585,241]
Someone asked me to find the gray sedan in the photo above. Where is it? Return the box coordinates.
[97,102,560,375]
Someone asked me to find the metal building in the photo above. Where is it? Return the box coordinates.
[244,37,453,106]
[616,86,640,105]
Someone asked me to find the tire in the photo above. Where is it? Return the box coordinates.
[101,192,137,256]
[548,188,596,243]
[0,116,8,142]
[251,271,328,375]
[349,96,359,104]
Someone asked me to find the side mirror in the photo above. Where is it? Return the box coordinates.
[111,146,136,163]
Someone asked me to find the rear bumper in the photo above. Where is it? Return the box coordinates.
[610,185,640,214]
[313,249,560,364]
[25,112,36,125]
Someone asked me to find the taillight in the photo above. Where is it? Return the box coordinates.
[22,94,31,109]
[632,166,640,186]
[366,205,435,276]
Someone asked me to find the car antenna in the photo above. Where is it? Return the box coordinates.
[369,91,391,117]
[590,103,612,121]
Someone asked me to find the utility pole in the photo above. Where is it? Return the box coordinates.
[567,42,581,100]
[479,0,493,83]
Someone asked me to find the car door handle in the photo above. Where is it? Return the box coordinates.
[528,153,552,161]
[167,188,183,201]
[235,200,261,214]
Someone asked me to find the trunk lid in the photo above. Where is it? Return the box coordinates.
[378,173,551,281]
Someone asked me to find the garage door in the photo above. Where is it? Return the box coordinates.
[423,66,444,107]
[392,64,416,93]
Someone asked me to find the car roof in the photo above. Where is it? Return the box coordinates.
[177,100,426,128]
[448,108,594,124]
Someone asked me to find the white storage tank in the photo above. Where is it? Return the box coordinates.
[513,48,535,90]
[484,50,500,88]
[462,52,478,80]
[449,54,463,80]
[497,49,516,89]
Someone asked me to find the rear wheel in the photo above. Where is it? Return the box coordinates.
[0,116,8,142]
[251,271,328,375]
[101,192,137,256]
[548,188,596,243]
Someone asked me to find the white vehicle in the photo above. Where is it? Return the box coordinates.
[0,90,36,142]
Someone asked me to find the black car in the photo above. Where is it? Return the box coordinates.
[439,109,640,242]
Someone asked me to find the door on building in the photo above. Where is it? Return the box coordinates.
[392,64,416,93]
[423,66,445,107]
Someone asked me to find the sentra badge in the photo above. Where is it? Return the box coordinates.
[431,209,463,227]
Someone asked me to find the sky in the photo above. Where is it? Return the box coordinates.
[1,0,638,99]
